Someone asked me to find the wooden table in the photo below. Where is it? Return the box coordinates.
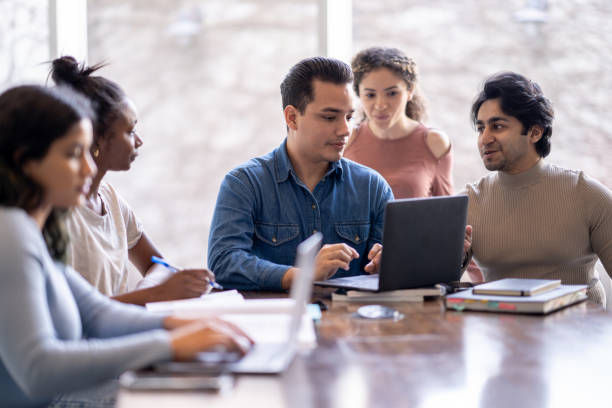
[118,289,612,408]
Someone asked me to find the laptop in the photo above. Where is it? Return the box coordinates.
[314,196,468,292]
[154,232,322,375]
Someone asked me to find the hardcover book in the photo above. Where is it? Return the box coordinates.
[332,287,443,303]
[446,284,587,315]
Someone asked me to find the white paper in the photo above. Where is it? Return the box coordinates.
[145,290,245,313]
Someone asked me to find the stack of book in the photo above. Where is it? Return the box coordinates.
[445,278,588,315]
[332,286,443,303]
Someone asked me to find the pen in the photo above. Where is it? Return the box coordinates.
[150,256,224,290]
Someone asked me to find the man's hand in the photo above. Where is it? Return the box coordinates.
[463,225,472,256]
[281,243,359,290]
[314,243,359,281]
[364,243,382,274]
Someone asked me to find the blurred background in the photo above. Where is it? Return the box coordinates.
[1,0,611,279]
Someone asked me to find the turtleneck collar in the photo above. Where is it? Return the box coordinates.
[496,159,548,189]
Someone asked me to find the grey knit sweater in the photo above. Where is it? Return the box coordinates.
[463,160,612,305]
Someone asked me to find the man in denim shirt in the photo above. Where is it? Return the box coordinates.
[208,57,394,291]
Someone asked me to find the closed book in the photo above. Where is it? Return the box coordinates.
[446,284,587,315]
[472,278,561,297]
[332,291,424,303]
[345,287,443,298]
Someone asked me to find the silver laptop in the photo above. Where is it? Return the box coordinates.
[314,196,468,292]
[226,232,321,373]
[154,232,322,375]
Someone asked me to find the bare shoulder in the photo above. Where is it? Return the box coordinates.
[425,128,451,159]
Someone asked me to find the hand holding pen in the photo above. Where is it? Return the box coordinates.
[151,256,224,291]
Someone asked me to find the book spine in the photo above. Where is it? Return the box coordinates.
[446,298,518,312]
[332,295,424,303]
[346,290,441,298]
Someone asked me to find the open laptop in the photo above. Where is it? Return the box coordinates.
[314,196,468,292]
[154,232,322,375]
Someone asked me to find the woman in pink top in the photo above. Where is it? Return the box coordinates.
[344,47,453,198]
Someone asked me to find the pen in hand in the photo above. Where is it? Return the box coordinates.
[150,256,224,290]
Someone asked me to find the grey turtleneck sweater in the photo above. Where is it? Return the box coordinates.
[462,160,612,304]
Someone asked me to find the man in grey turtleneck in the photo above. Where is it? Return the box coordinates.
[462,71,612,305]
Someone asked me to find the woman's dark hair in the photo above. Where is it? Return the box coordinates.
[471,71,554,158]
[352,47,426,122]
[280,57,353,114]
[0,85,93,261]
[51,56,126,143]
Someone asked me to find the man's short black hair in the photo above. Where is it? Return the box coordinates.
[471,72,554,158]
[280,57,353,114]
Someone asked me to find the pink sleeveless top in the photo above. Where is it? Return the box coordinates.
[344,122,453,199]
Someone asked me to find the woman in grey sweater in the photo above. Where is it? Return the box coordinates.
[0,85,252,408]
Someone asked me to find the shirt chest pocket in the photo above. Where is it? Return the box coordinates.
[335,222,370,251]
[254,222,300,247]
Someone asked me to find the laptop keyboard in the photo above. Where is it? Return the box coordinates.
[232,343,292,371]
[330,274,379,290]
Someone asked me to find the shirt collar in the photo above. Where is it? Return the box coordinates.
[274,139,293,183]
[274,139,343,184]
[327,160,343,180]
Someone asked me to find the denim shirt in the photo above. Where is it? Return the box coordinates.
[208,140,394,291]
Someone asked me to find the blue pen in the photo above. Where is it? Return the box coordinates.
[151,256,224,290]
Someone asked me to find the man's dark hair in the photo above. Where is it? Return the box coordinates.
[280,57,353,114]
[471,72,554,158]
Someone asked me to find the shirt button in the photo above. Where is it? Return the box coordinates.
[272,237,277,243]
[355,235,360,242]
[311,204,316,209]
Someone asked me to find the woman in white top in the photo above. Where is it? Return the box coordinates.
[51,56,211,305]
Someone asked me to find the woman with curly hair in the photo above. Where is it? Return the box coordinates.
[344,46,454,198]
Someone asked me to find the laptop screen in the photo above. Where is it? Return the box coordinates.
[288,232,322,341]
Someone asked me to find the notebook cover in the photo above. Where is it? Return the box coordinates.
[472,278,561,297]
